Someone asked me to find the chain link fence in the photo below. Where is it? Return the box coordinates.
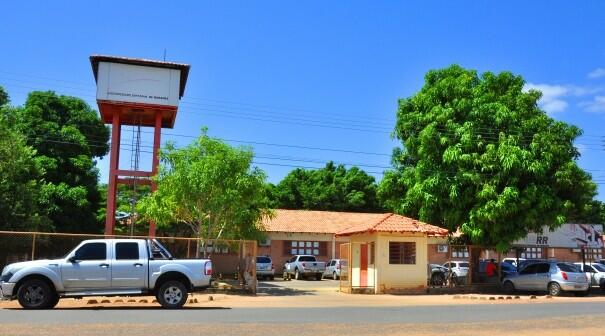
[0,231,257,293]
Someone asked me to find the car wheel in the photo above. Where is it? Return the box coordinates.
[17,278,56,309]
[431,273,445,287]
[295,268,302,280]
[333,272,339,280]
[451,273,458,286]
[270,275,275,281]
[548,282,562,296]
[502,281,515,294]
[282,270,289,280]
[157,280,188,309]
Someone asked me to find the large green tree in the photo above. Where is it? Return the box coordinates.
[137,129,273,248]
[379,65,597,250]
[0,89,48,231]
[270,162,382,213]
[10,91,109,233]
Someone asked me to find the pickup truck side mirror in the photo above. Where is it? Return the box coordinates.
[68,256,79,263]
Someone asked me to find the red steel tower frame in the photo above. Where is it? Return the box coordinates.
[90,55,190,236]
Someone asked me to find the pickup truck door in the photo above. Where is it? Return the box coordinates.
[110,241,147,288]
[61,242,111,290]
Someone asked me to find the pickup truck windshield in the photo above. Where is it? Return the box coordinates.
[299,256,316,262]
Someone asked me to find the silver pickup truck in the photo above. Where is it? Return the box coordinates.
[0,239,212,309]
[283,255,326,281]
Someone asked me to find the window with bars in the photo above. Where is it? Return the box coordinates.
[586,248,603,261]
[284,241,327,256]
[451,247,469,258]
[389,242,416,264]
[521,247,542,259]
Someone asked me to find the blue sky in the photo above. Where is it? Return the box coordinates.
[1,1,605,200]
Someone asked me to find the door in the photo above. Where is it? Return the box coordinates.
[111,241,146,288]
[360,244,368,287]
[533,263,552,290]
[61,242,110,290]
[515,264,538,290]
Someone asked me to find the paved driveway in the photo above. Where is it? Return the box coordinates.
[257,277,340,294]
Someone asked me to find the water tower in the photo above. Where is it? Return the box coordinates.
[90,55,190,236]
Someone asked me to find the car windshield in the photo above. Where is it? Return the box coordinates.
[256,257,271,263]
[557,263,580,272]
[299,256,316,262]
[592,264,605,272]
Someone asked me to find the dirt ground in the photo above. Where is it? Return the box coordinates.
[3,291,605,309]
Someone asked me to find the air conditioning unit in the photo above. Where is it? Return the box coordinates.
[258,239,271,247]
[437,244,448,253]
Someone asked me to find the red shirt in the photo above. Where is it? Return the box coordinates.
[486,262,496,277]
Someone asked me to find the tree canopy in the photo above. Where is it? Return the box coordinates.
[8,90,109,233]
[270,162,382,213]
[378,65,597,250]
[0,92,49,232]
[137,129,273,245]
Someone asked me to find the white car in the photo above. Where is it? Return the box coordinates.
[443,261,469,278]
[323,259,342,280]
[574,263,605,290]
[0,239,212,309]
[256,256,275,280]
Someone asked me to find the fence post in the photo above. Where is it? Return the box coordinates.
[31,233,37,260]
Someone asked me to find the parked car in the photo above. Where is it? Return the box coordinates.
[323,259,342,280]
[256,256,275,280]
[502,261,589,296]
[0,239,213,309]
[443,261,469,284]
[283,255,326,281]
[574,262,605,290]
[428,264,449,286]
[502,257,526,269]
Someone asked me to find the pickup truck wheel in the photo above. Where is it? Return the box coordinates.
[294,269,301,280]
[157,280,188,309]
[315,274,322,281]
[17,278,56,309]
[282,270,289,280]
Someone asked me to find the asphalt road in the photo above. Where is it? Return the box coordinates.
[1,301,604,324]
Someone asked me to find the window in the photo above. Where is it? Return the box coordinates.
[299,256,317,262]
[521,247,542,259]
[389,242,416,264]
[116,242,139,260]
[74,243,106,261]
[593,264,605,272]
[536,263,551,274]
[586,248,602,261]
[285,241,327,256]
[520,264,538,275]
[459,262,470,268]
[557,263,580,272]
[256,256,271,264]
[452,247,469,258]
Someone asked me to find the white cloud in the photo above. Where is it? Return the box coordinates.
[588,68,605,79]
[579,95,605,113]
[524,83,570,114]
[524,83,602,114]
